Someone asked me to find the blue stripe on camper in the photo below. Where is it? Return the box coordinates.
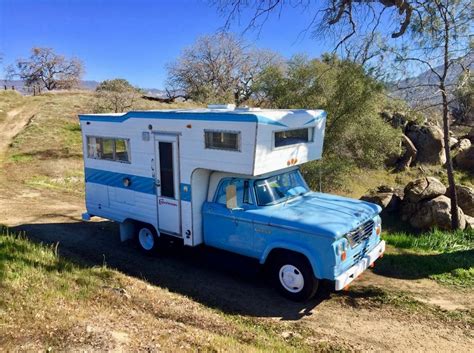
[85,168,155,195]
[78,111,301,127]
[303,111,327,125]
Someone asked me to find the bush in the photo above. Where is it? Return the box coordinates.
[254,55,401,189]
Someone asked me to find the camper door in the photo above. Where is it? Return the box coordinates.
[154,133,181,235]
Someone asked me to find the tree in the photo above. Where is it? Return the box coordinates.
[167,33,281,105]
[253,55,401,190]
[95,79,142,113]
[14,47,83,92]
[215,0,473,229]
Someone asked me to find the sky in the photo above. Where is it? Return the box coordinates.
[0,0,334,88]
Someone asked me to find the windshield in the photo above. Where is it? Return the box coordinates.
[254,169,309,206]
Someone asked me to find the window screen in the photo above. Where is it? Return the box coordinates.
[274,128,313,148]
[205,130,240,151]
[87,136,130,163]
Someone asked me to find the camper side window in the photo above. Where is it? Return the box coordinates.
[274,128,314,148]
[204,130,240,151]
[87,136,130,163]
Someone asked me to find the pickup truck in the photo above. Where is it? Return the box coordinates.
[141,167,385,301]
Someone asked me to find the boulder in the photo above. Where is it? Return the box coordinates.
[400,201,421,221]
[409,195,466,230]
[361,192,400,212]
[404,177,447,203]
[466,215,474,230]
[456,138,471,151]
[406,124,446,165]
[454,185,474,217]
[396,134,417,171]
[454,146,474,172]
[449,137,459,148]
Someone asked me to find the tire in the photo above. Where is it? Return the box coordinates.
[136,223,159,254]
[271,253,318,302]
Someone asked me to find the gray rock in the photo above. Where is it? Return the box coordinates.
[397,134,417,171]
[409,195,466,230]
[449,137,459,148]
[406,124,446,165]
[454,146,474,172]
[455,185,474,217]
[466,215,474,229]
[404,177,447,203]
[361,192,399,212]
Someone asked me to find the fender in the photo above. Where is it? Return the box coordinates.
[259,241,323,279]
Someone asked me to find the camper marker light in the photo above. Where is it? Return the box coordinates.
[123,177,131,187]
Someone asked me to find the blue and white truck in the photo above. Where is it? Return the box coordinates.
[79,105,385,301]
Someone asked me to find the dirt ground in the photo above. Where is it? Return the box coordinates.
[0,103,473,351]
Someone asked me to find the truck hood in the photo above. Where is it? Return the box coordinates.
[261,192,381,239]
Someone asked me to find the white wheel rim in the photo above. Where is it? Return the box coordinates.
[279,264,305,293]
[138,228,154,251]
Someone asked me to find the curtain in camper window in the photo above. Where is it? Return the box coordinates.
[86,136,130,162]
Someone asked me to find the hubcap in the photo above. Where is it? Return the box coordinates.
[279,264,304,293]
[138,228,154,251]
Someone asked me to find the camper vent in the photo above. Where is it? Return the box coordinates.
[207,104,236,110]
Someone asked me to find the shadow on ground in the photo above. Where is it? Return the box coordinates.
[375,249,474,280]
[9,220,331,320]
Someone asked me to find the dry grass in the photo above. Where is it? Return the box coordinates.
[0,228,339,351]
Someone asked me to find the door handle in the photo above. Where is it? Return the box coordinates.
[155,180,161,187]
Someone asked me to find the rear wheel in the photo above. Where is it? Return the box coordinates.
[136,224,159,253]
[272,253,318,301]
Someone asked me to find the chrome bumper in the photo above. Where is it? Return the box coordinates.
[334,240,386,291]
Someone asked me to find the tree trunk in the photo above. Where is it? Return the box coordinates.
[441,85,460,229]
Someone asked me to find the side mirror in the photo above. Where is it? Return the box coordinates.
[226,184,237,210]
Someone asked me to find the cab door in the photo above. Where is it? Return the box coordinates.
[155,133,181,235]
[202,178,257,257]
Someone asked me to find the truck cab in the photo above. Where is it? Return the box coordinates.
[202,168,385,301]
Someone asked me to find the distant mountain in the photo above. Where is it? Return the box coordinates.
[0,79,165,96]
[389,52,473,109]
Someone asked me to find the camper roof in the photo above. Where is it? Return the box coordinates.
[79,107,326,126]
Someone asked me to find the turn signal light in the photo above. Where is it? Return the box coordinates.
[341,251,347,261]
[376,226,381,236]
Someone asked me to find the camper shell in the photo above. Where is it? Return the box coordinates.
[79,106,326,245]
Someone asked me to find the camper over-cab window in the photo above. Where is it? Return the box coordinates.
[274,128,314,148]
[87,136,130,163]
[204,130,240,151]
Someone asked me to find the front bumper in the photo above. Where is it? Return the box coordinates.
[334,240,386,291]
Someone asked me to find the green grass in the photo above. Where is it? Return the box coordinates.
[378,229,474,288]
[383,228,473,252]
[0,227,115,301]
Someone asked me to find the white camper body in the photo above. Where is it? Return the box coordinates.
[79,106,326,247]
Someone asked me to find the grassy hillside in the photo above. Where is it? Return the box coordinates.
[0,229,331,351]
[1,90,197,195]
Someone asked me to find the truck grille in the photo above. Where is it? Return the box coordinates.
[346,220,374,248]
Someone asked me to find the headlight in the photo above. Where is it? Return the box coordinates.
[374,215,382,236]
[336,238,348,256]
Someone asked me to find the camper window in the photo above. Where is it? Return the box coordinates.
[87,136,130,163]
[274,128,314,148]
[204,130,240,151]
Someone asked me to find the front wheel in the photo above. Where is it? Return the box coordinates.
[272,254,318,301]
[136,224,159,254]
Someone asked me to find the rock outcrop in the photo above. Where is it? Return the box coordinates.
[362,176,472,230]
[406,124,446,165]
[409,195,466,230]
[404,177,446,203]
[454,146,474,172]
